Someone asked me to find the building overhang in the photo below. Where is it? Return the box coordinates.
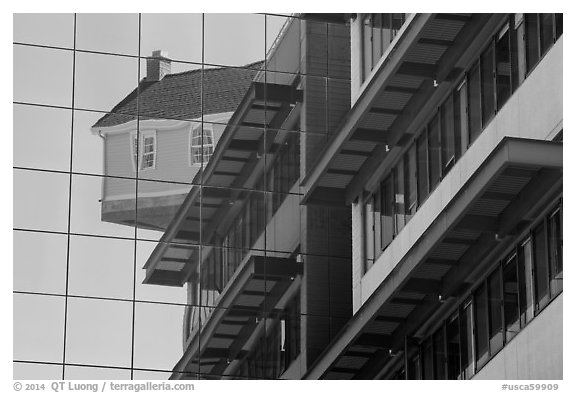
[170,255,303,379]
[303,137,562,379]
[300,13,506,206]
[143,77,303,287]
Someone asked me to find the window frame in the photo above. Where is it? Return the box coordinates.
[189,122,215,167]
[130,129,157,172]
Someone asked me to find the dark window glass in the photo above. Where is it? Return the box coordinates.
[525,14,539,73]
[441,95,456,174]
[555,14,563,38]
[405,144,417,219]
[454,81,467,155]
[446,314,461,380]
[461,301,474,379]
[381,14,393,47]
[394,161,406,233]
[428,114,441,190]
[488,268,504,355]
[503,254,520,342]
[417,132,429,205]
[434,327,446,379]
[391,13,405,33]
[422,338,434,380]
[548,207,563,295]
[518,238,535,326]
[382,175,394,249]
[474,283,489,368]
[496,25,512,110]
[363,15,373,80]
[372,14,382,66]
[481,43,495,125]
[468,64,482,143]
[364,197,375,270]
[512,14,526,90]
[533,223,550,310]
[374,187,382,256]
[407,353,421,380]
[539,13,554,54]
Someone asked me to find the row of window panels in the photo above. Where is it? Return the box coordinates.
[14,44,350,116]
[14,13,350,77]
[14,99,342,176]
[361,13,408,82]
[363,13,562,270]
[14,228,350,308]
[14,292,348,378]
[389,201,562,380]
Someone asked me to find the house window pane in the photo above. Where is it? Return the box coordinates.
[518,238,535,326]
[496,26,512,110]
[394,161,406,233]
[539,13,554,54]
[525,14,539,73]
[417,132,429,205]
[533,223,550,310]
[446,314,461,380]
[382,175,394,249]
[474,283,489,368]
[548,207,563,295]
[428,114,441,190]
[488,268,504,355]
[405,144,417,219]
[503,254,520,342]
[468,64,482,144]
[481,44,495,125]
[434,327,446,379]
[441,96,456,175]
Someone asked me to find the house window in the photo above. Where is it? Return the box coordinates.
[131,130,156,171]
[190,123,215,166]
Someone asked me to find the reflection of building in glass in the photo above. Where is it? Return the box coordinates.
[141,15,353,379]
[91,51,263,231]
[92,13,562,380]
[302,13,562,380]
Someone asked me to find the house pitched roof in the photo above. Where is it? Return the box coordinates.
[93,61,264,128]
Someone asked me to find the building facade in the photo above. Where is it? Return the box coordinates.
[302,13,562,379]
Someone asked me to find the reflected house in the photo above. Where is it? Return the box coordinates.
[301,13,563,379]
[91,51,263,231]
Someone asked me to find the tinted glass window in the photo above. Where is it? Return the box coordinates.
[468,64,482,143]
[496,26,512,110]
[417,133,429,205]
[481,44,495,124]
